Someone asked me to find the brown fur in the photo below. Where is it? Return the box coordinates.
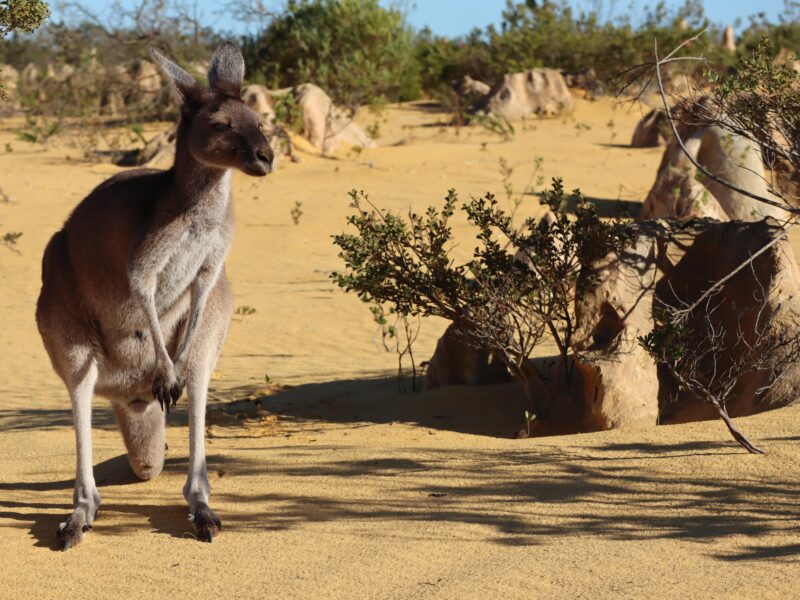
[36,42,271,549]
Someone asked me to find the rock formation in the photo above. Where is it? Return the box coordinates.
[631,108,669,148]
[425,322,511,390]
[292,83,376,154]
[242,84,276,124]
[645,116,787,221]
[722,26,736,53]
[452,75,491,109]
[562,68,604,100]
[473,69,575,121]
[573,234,661,429]
[127,59,161,105]
[0,64,19,108]
[656,219,800,422]
[639,167,728,221]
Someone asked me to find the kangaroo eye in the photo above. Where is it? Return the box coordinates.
[213,122,231,132]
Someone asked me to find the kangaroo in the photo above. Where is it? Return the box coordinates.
[35,42,273,549]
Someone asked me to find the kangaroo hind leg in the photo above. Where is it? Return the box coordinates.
[56,355,101,550]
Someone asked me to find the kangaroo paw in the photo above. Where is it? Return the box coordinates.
[57,513,92,550]
[190,503,221,543]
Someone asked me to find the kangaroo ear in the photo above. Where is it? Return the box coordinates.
[208,41,245,96]
[149,46,199,106]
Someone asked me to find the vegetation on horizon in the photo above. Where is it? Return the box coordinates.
[2,0,799,115]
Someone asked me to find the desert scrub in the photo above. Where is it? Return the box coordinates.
[242,0,420,111]
[331,179,634,420]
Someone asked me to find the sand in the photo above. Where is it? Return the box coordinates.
[1,98,799,599]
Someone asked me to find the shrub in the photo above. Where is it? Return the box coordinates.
[414,0,739,100]
[242,0,420,110]
[1,0,49,100]
[0,0,49,37]
[414,27,493,102]
[332,180,634,425]
[737,1,800,58]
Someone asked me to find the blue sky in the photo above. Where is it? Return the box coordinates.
[51,1,789,37]
[399,1,788,37]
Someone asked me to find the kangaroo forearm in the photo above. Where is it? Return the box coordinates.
[174,291,209,365]
[175,261,225,365]
[133,286,174,367]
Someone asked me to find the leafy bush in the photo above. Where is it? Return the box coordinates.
[415,27,493,103]
[332,179,634,423]
[0,0,49,37]
[242,0,420,110]
[414,0,736,98]
[737,1,800,58]
[1,0,49,100]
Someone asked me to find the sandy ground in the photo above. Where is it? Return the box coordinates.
[1,98,799,599]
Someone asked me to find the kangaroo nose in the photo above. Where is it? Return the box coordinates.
[256,149,273,165]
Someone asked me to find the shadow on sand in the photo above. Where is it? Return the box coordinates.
[2,375,799,560]
[0,454,223,549]
[211,375,531,439]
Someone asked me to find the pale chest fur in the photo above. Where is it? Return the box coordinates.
[155,171,233,313]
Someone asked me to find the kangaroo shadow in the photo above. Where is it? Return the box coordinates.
[0,454,229,550]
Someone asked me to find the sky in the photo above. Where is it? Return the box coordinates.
[399,1,788,37]
[50,1,790,38]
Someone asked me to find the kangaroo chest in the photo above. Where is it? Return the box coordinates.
[154,174,232,312]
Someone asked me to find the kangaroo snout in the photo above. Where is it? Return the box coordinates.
[245,145,274,176]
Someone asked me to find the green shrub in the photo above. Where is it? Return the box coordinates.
[0,0,49,37]
[414,0,738,98]
[332,179,634,418]
[242,0,420,110]
[737,2,800,58]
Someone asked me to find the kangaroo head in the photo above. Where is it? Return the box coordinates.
[151,42,274,177]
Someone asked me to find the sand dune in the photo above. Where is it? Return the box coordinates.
[2,98,799,598]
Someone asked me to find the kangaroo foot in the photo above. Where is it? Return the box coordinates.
[190,503,221,543]
[56,508,96,550]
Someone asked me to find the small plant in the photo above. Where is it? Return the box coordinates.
[370,303,421,392]
[606,118,617,144]
[521,410,537,438]
[472,113,515,142]
[574,121,592,136]
[14,115,61,148]
[498,155,545,225]
[366,120,381,139]
[1,231,22,253]
[290,201,303,225]
[234,305,257,317]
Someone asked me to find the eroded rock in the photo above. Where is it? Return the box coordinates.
[653,119,787,221]
[657,219,800,422]
[242,84,276,124]
[0,64,19,109]
[573,234,661,429]
[639,167,728,221]
[473,69,575,121]
[631,108,669,148]
[425,322,511,390]
[293,83,376,154]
